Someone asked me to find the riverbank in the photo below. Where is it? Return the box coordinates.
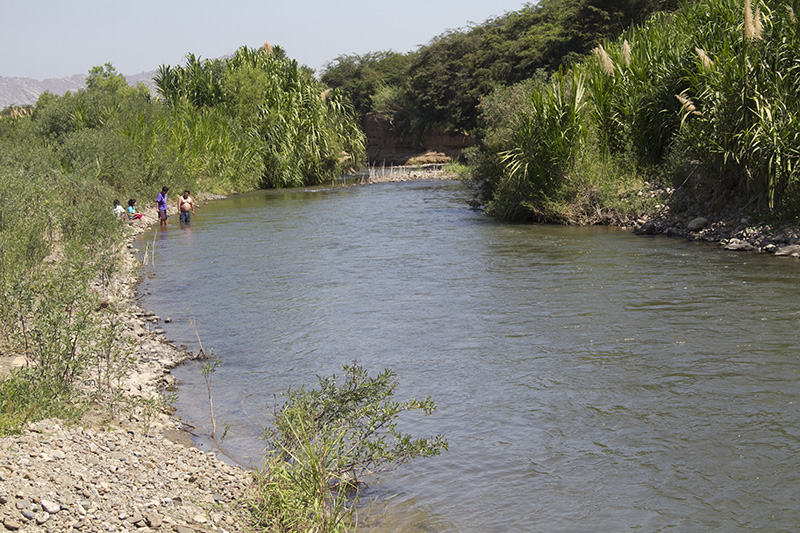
[0,201,254,532]
[632,211,800,259]
[0,169,464,532]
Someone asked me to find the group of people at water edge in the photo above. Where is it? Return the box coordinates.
[112,186,195,227]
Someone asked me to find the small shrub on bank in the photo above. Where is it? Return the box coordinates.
[247,363,448,532]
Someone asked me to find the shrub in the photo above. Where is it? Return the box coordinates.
[248,364,447,532]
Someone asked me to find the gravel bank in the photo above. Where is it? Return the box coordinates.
[0,174,463,532]
[634,212,800,258]
[0,201,255,533]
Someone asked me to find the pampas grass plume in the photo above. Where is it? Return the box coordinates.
[695,47,714,69]
[592,44,615,75]
[744,0,763,40]
[622,40,632,67]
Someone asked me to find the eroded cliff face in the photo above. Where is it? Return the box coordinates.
[364,112,474,165]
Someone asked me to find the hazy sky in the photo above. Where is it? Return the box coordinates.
[2,0,531,79]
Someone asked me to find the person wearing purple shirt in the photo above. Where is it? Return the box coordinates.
[156,186,169,229]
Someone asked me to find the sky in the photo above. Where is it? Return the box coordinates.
[2,0,532,80]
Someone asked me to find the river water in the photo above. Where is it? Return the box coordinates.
[136,180,800,531]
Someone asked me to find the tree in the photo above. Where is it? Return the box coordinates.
[85,62,129,95]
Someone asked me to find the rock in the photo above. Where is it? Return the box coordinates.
[634,221,657,235]
[687,217,709,231]
[774,244,800,256]
[40,499,60,514]
[723,238,755,251]
[146,510,163,527]
[3,517,21,530]
[50,449,66,460]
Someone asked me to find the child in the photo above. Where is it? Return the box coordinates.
[112,199,126,219]
[127,199,143,220]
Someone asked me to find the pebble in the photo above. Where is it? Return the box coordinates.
[0,419,252,531]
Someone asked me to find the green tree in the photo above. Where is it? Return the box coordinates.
[86,62,132,95]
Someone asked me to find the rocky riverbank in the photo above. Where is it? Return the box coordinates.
[633,212,800,258]
[0,200,255,532]
[0,170,463,533]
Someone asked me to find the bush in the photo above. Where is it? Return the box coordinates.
[247,363,447,532]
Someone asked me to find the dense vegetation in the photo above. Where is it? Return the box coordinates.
[470,0,800,221]
[321,0,677,137]
[321,0,800,223]
[0,44,365,435]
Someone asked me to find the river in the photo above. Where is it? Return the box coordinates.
[136,179,800,531]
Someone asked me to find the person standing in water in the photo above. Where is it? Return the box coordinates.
[178,190,195,225]
[156,186,169,229]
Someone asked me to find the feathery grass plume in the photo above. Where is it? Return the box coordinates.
[592,44,615,75]
[787,6,796,23]
[675,93,694,112]
[744,0,754,39]
[695,47,714,69]
[262,41,273,54]
[675,93,702,117]
[744,0,763,40]
[622,40,632,67]
[754,5,763,38]
[319,88,332,101]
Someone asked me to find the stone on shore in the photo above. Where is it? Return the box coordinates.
[687,217,709,231]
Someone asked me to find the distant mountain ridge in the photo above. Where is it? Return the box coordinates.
[0,71,157,108]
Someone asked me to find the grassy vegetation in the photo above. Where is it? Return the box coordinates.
[0,117,128,433]
[468,0,800,222]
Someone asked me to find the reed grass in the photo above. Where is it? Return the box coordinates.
[472,0,800,219]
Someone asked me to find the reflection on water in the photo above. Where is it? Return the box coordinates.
[137,181,800,531]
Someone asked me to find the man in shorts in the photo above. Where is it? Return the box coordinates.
[156,186,169,229]
[178,190,195,225]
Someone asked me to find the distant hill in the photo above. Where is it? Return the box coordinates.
[0,71,157,108]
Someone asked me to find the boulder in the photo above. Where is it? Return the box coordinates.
[774,244,800,257]
[687,217,709,231]
[723,238,755,251]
